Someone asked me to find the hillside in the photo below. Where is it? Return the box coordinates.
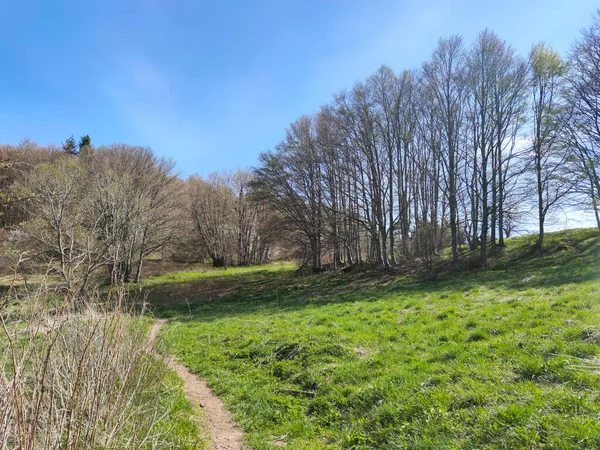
[148,229,600,449]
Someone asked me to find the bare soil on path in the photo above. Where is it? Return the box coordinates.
[148,320,248,450]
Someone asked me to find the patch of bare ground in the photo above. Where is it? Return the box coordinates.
[352,347,372,358]
[149,320,248,450]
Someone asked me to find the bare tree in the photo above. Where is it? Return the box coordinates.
[11,145,178,292]
[88,145,177,283]
[333,84,391,266]
[422,35,466,261]
[466,30,501,265]
[252,117,324,271]
[188,173,236,267]
[0,141,56,229]
[13,157,109,292]
[565,12,600,231]
[315,108,345,268]
[230,170,273,265]
[465,30,526,263]
[489,43,528,247]
[529,43,571,247]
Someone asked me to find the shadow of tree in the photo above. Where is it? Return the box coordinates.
[143,229,599,323]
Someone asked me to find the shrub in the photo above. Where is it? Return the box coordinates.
[0,281,202,449]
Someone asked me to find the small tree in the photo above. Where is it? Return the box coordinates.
[88,145,177,283]
[62,135,78,156]
[78,134,93,156]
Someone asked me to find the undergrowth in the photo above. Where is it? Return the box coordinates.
[0,281,206,449]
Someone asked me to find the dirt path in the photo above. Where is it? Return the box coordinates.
[148,319,248,450]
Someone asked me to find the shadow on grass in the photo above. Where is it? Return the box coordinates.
[143,228,600,323]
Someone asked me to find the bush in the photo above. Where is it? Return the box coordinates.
[0,283,203,449]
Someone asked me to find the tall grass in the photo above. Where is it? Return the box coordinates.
[0,268,203,449]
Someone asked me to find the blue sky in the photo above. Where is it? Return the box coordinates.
[0,0,598,178]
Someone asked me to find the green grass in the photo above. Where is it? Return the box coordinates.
[150,366,209,449]
[151,229,600,449]
[141,261,296,287]
[0,315,207,449]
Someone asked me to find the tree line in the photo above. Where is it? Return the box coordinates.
[251,13,600,271]
[0,138,281,294]
[1,13,599,288]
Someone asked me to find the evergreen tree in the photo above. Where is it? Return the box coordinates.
[78,135,93,156]
[62,135,78,155]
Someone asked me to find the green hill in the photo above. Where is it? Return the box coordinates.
[149,228,600,449]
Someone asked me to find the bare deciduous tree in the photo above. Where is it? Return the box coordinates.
[252,117,324,271]
[529,43,571,247]
[188,174,236,267]
[422,35,466,262]
[14,157,108,292]
[89,145,177,283]
[565,12,600,231]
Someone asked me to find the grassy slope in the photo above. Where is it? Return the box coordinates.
[147,229,600,449]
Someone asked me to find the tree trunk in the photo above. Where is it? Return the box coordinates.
[593,197,600,232]
[134,258,144,283]
[480,148,489,267]
[212,255,226,268]
[535,145,544,248]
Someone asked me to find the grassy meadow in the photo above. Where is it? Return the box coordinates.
[147,229,600,449]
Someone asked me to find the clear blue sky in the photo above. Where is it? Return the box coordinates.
[0,0,597,177]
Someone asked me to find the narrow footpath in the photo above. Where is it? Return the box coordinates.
[148,320,248,450]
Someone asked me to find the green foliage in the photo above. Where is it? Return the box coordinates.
[79,134,91,148]
[531,42,567,80]
[153,229,600,449]
[78,134,93,156]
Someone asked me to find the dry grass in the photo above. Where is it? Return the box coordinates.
[0,269,205,449]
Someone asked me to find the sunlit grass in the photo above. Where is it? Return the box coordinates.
[154,229,600,449]
[140,261,296,287]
